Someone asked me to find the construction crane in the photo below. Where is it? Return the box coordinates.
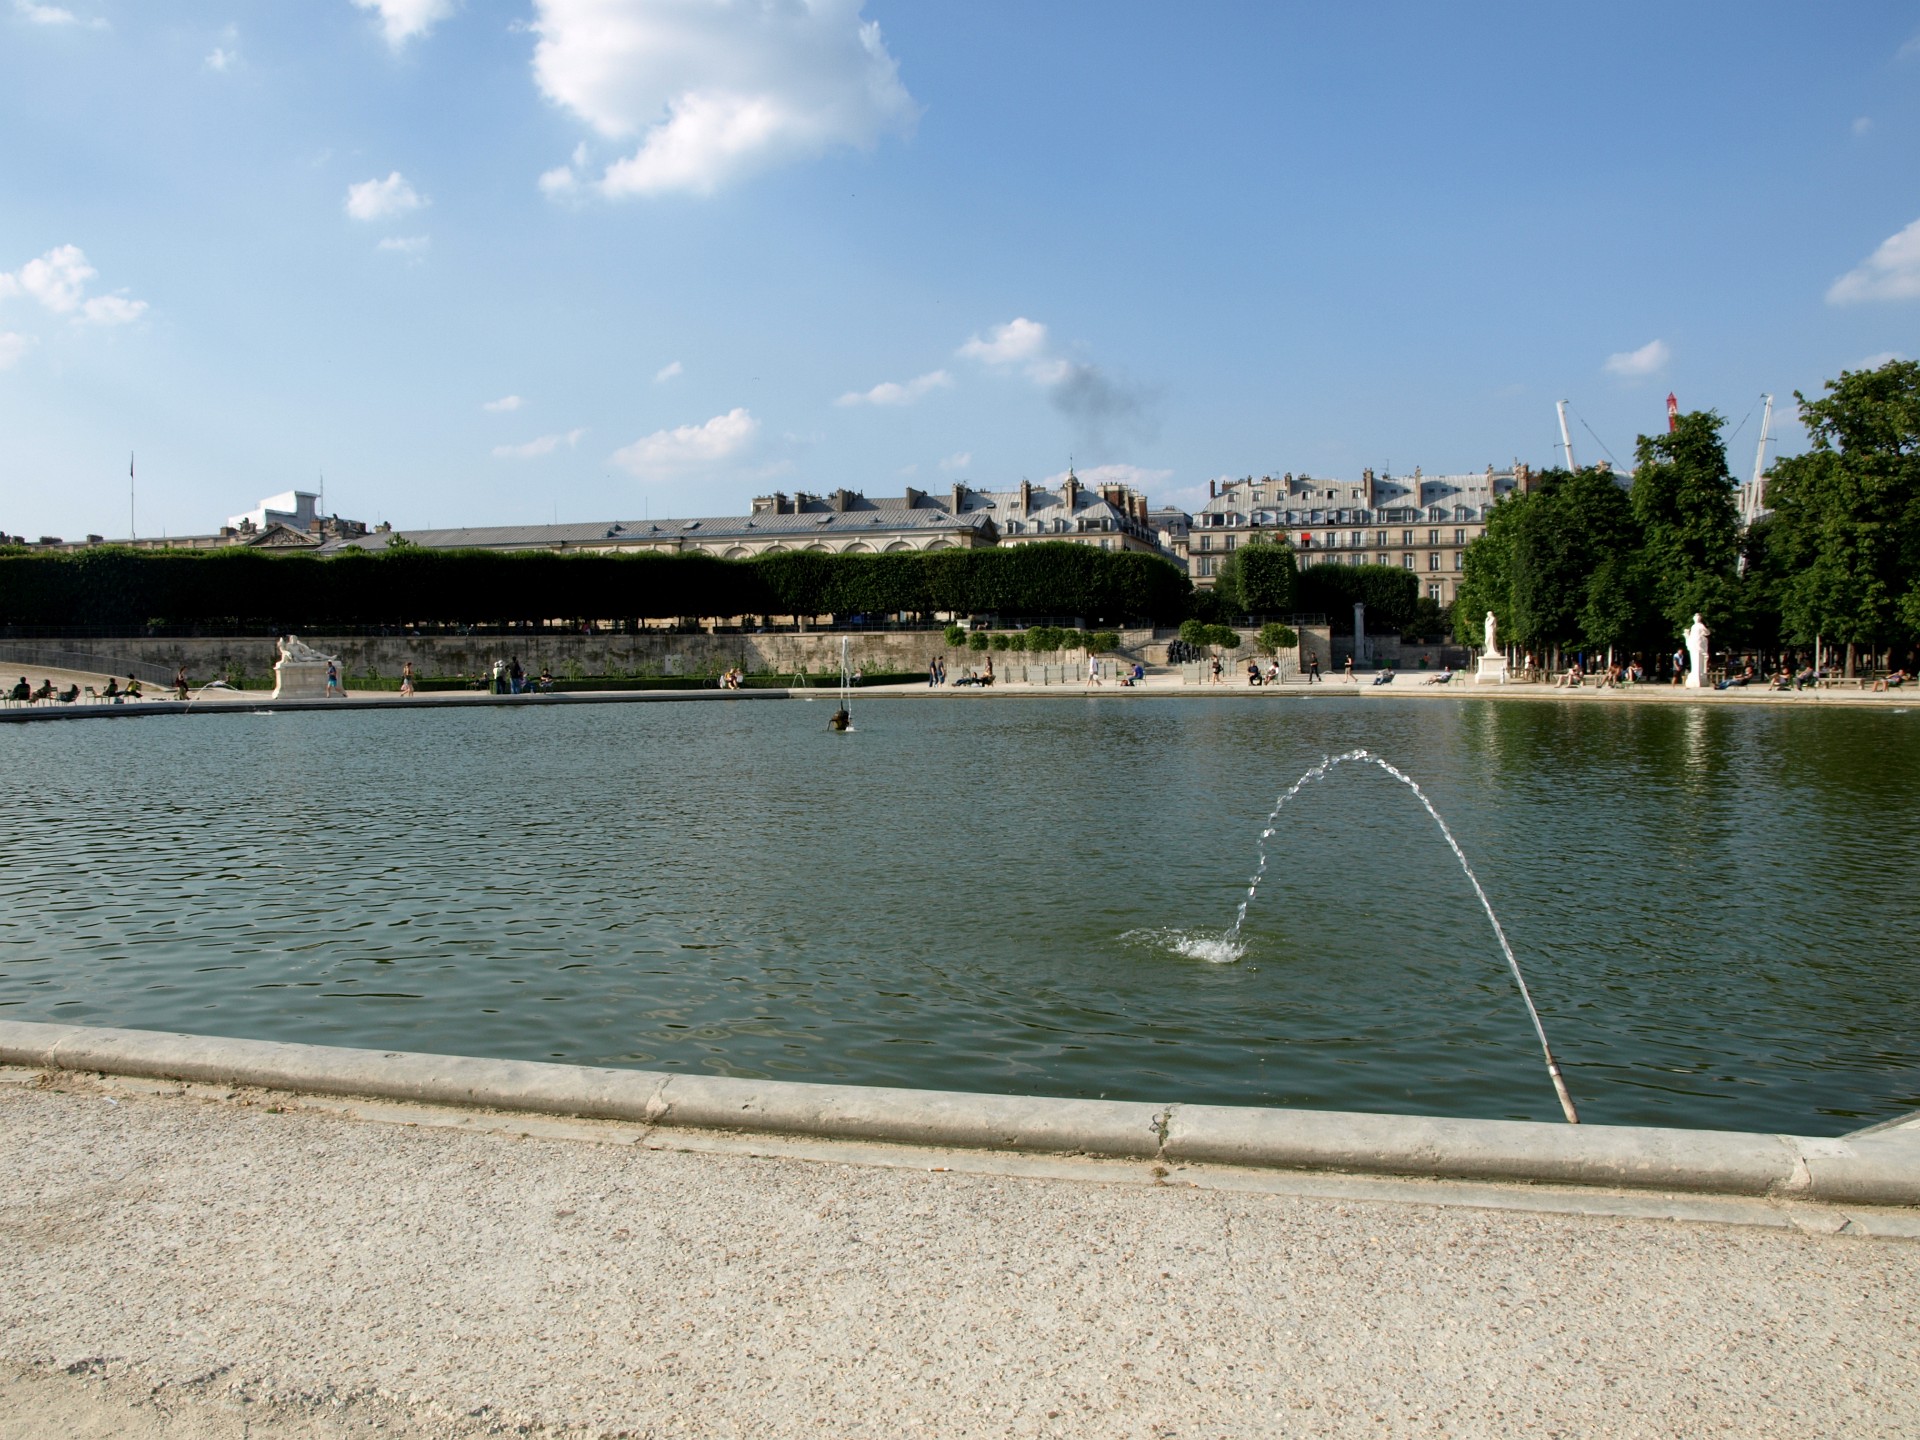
[1740,394,1774,525]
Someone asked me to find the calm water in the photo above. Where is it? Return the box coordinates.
[3,695,1916,1134]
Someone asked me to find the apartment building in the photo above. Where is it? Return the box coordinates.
[1181,464,1534,606]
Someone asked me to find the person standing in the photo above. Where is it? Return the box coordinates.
[1307,652,1321,683]
[1088,654,1101,686]
[173,666,189,700]
[400,660,416,698]
[928,657,938,688]
[325,660,342,697]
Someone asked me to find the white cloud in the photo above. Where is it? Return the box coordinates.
[0,244,145,325]
[1040,462,1172,491]
[12,1,107,28]
[1899,31,1920,60]
[2,244,93,312]
[1603,338,1670,378]
[958,317,1049,368]
[376,234,431,258]
[0,332,35,368]
[835,368,952,407]
[1852,116,1874,137]
[79,294,147,325]
[1827,217,1920,304]
[611,407,758,479]
[205,46,238,71]
[654,359,683,383]
[353,0,454,49]
[958,315,1156,450]
[1854,351,1907,370]
[531,0,918,199]
[492,428,585,460]
[483,394,523,412]
[937,451,970,472]
[345,172,425,221]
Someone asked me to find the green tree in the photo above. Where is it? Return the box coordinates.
[1630,410,1741,634]
[1508,467,1639,657]
[1214,537,1297,615]
[1452,488,1529,647]
[1257,621,1297,653]
[1766,360,1920,668]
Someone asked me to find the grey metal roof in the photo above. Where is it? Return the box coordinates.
[319,507,995,554]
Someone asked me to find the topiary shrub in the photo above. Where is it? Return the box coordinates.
[967,632,989,651]
[943,623,967,647]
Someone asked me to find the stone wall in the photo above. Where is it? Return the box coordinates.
[0,628,1163,683]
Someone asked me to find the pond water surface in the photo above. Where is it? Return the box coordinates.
[2,694,1915,1134]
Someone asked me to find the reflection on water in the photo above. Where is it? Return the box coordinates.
[2,696,1917,1134]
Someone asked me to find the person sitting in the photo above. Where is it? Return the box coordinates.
[1716,664,1757,691]
[1371,667,1396,686]
[124,675,142,700]
[537,666,554,692]
[56,684,79,703]
[31,679,54,702]
[1872,668,1909,692]
[1246,660,1262,686]
[101,677,121,701]
[1423,666,1453,685]
[7,677,27,703]
[1794,664,1818,690]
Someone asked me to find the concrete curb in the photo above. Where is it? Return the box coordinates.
[3,1020,1916,1206]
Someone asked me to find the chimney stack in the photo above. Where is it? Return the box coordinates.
[950,482,966,513]
[1019,479,1032,516]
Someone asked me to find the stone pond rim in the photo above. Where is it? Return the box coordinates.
[3,1020,1917,1208]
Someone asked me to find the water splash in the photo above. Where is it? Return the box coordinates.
[1123,927,1245,964]
[1221,747,1580,1124]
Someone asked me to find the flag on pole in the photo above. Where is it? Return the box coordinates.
[1666,393,1678,433]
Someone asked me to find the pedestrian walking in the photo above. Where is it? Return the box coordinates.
[1343,655,1353,681]
[400,660,415,698]
[1307,653,1321,683]
[325,659,342,696]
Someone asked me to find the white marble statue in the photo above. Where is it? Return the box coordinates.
[1684,613,1710,689]
[278,635,329,665]
[1483,610,1498,655]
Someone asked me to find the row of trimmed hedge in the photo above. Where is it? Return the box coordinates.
[0,542,1191,629]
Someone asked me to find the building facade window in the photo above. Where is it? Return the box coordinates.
[1402,554,1414,569]
[1428,529,1440,547]
[1375,553,1388,567]
[1200,534,1212,552]
[1224,534,1236,551]
[1429,552,1440,570]
[1454,528,1466,546]
[1375,530,1388,547]
[1453,551,1464,570]
[1428,583,1443,602]
[1402,530,1414,546]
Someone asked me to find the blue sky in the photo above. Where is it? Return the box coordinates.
[2,1,1917,540]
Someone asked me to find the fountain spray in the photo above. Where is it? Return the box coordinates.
[1231,749,1581,1125]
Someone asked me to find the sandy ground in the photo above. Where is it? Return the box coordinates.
[3,1073,1917,1439]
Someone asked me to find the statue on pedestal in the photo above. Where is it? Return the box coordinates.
[1684,613,1710,689]
[272,634,338,700]
[1483,610,1498,655]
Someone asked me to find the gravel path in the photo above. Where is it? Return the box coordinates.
[3,1077,1916,1439]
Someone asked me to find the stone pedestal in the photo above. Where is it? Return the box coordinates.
[1475,654,1509,685]
[272,660,331,699]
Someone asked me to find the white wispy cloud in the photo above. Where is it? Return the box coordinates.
[376,234,431,258]
[835,369,951,407]
[205,46,238,71]
[958,317,1049,368]
[492,428,585,460]
[12,1,107,29]
[654,359,683,383]
[1899,31,1920,60]
[345,172,425,221]
[959,316,1155,450]
[611,407,757,479]
[1827,217,1920,304]
[353,0,453,49]
[531,0,918,199]
[1854,351,1907,370]
[483,394,523,412]
[1852,116,1874,137]
[938,451,970,472]
[1040,462,1172,491]
[79,294,147,325]
[0,244,145,324]
[1603,338,1670,377]
[0,332,36,368]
